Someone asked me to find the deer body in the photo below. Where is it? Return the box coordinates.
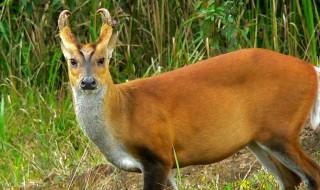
[59,9,320,190]
[114,49,316,166]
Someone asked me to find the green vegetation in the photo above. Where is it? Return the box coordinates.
[0,0,319,189]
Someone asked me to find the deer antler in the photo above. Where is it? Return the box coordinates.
[97,8,113,26]
[96,8,115,47]
[58,10,71,30]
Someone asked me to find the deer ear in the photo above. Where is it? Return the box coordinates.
[58,10,79,59]
[61,42,72,59]
[106,32,118,59]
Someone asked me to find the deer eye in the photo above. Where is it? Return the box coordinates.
[97,58,105,66]
[69,59,78,67]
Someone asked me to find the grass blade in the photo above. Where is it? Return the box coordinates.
[0,95,5,142]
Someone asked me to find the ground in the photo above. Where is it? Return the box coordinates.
[24,126,320,190]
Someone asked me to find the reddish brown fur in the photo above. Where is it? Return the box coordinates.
[114,49,316,166]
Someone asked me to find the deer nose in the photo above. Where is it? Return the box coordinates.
[80,76,97,90]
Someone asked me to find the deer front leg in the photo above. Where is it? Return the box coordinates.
[166,171,178,190]
[143,162,171,190]
[138,147,173,190]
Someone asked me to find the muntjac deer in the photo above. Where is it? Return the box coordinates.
[58,9,320,190]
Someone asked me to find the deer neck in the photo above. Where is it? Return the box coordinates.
[71,81,141,171]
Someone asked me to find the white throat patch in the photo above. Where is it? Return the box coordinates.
[72,87,142,172]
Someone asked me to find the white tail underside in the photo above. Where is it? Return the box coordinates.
[310,66,320,130]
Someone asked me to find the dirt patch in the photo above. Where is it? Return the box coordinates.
[24,127,320,190]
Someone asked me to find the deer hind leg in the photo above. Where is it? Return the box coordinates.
[248,142,301,190]
[257,140,320,190]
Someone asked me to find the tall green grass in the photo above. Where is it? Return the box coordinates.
[0,0,319,188]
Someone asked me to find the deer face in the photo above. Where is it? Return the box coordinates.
[58,9,117,93]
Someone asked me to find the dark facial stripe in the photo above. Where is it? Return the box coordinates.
[80,47,96,76]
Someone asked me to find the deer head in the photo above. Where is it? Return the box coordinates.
[58,8,117,93]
